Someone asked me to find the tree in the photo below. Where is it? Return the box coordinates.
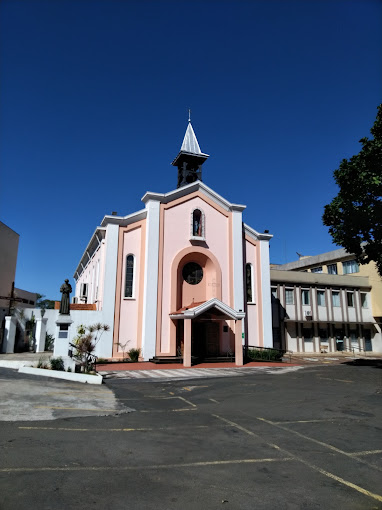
[36,294,55,317]
[323,104,382,276]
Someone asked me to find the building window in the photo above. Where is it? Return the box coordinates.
[303,328,313,341]
[191,208,205,238]
[311,266,323,273]
[317,290,326,306]
[343,260,359,274]
[327,263,338,275]
[183,262,203,285]
[361,293,368,308]
[302,289,310,305]
[319,328,328,342]
[124,255,135,298]
[332,291,340,307]
[271,287,277,299]
[80,283,88,298]
[285,289,294,305]
[347,292,354,307]
[246,264,254,303]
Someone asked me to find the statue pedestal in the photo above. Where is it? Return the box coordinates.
[54,315,75,369]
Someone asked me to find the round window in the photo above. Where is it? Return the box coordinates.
[182,262,203,285]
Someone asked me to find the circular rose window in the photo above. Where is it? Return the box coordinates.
[182,262,203,285]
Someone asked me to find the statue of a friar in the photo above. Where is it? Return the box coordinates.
[59,279,72,315]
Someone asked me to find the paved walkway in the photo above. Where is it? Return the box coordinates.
[99,364,304,381]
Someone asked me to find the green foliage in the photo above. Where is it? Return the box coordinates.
[72,323,110,373]
[247,348,283,362]
[323,104,382,276]
[128,348,141,362]
[50,357,65,371]
[36,294,55,318]
[96,358,109,364]
[45,333,54,351]
[36,355,49,369]
[67,367,72,372]
[115,340,130,361]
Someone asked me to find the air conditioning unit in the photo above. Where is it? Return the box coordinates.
[304,310,312,319]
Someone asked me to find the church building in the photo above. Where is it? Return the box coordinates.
[72,121,273,366]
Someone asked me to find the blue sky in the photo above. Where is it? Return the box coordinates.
[1,0,381,301]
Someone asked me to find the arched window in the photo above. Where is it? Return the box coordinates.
[191,208,205,238]
[246,263,254,303]
[124,254,135,298]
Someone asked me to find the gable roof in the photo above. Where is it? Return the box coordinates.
[169,298,246,320]
[142,180,246,212]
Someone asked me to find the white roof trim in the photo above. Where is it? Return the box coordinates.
[100,209,147,227]
[74,227,106,279]
[244,223,273,241]
[169,298,246,320]
[142,180,246,212]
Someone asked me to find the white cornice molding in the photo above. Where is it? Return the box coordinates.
[169,298,246,320]
[244,223,273,241]
[142,181,246,212]
[100,209,147,227]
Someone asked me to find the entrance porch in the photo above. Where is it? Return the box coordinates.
[169,298,245,367]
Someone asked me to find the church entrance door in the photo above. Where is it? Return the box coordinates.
[192,321,219,359]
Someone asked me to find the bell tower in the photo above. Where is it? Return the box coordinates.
[172,116,209,188]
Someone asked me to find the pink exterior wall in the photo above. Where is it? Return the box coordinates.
[245,237,262,346]
[158,194,232,354]
[116,227,142,353]
[112,220,146,358]
[75,242,105,311]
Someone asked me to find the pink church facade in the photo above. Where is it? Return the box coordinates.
[73,122,273,366]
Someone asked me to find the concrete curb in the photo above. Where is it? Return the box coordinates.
[18,366,103,385]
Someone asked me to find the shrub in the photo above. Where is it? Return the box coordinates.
[96,358,109,364]
[247,348,283,362]
[72,323,110,373]
[45,333,54,351]
[36,355,49,369]
[128,348,141,362]
[50,357,65,371]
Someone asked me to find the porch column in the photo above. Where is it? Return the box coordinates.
[235,319,243,366]
[184,319,192,368]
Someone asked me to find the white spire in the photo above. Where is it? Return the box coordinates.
[180,121,202,154]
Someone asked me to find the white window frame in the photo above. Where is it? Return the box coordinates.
[285,288,294,305]
[332,291,340,307]
[317,290,326,307]
[311,266,323,273]
[301,289,310,306]
[80,283,88,302]
[124,254,135,299]
[190,208,206,240]
[347,291,354,307]
[361,293,368,308]
[343,259,359,274]
[246,263,255,304]
[327,263,338,275]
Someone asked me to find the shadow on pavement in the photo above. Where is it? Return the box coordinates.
[342,358,382,368]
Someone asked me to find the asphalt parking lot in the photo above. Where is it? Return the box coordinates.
[0,362,381,509]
